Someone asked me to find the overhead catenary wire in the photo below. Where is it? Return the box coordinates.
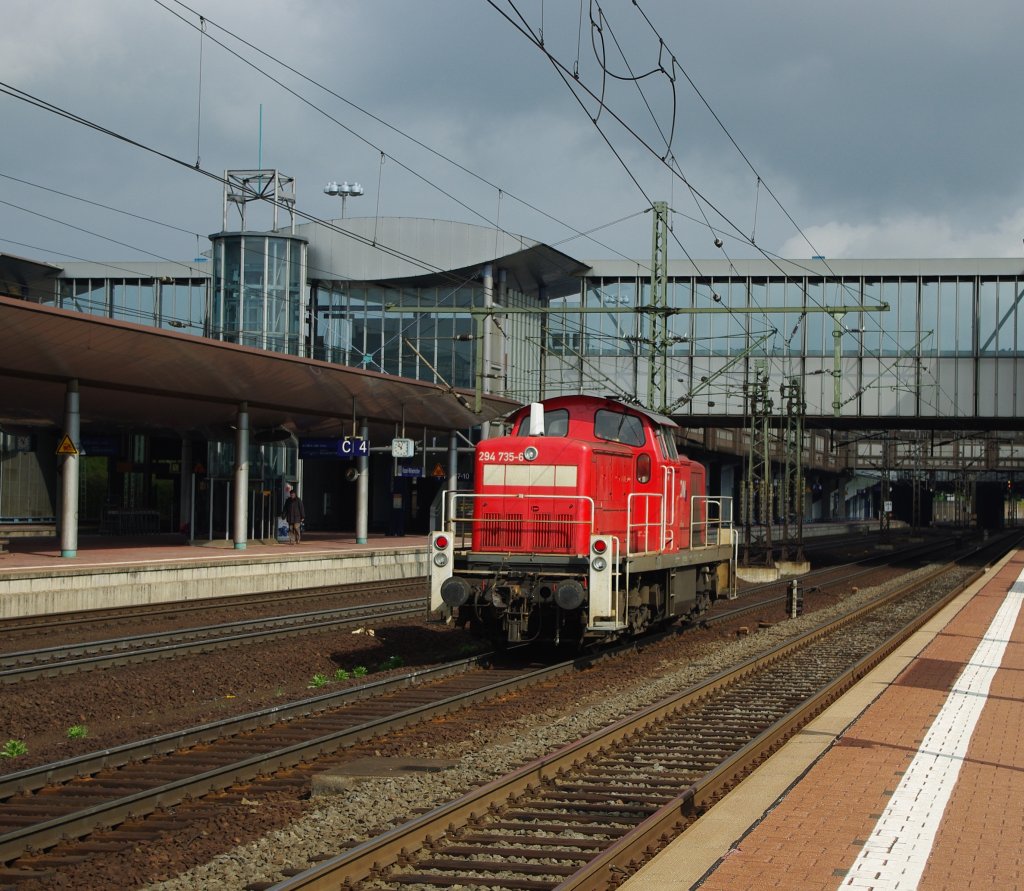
[154,0,643,268]
[1,4,966,427]
[487,0,944,418]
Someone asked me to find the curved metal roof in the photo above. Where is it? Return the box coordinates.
[297,217,588,298]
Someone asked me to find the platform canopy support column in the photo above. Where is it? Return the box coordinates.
[356,422,369,544]
[180,439,193,540]
[233,402,249,550]
[59,379,80,558]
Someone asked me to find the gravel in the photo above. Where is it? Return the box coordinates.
[147,563,945,891]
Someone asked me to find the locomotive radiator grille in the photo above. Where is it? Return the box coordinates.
[475,511,576,552]
[453,493,594,553]
[532,512,574,550]
[478,512,524,549]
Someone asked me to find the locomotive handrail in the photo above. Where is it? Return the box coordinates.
[664,465,677,548]
[690,495,734,550]
[626,492,667,555]
[443,492,596,552]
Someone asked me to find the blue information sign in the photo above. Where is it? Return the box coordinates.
[298,437,369,459]
[80,435,120,457]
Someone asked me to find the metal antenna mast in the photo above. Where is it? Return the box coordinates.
[647,201,670,413]
[778,376,805,561]
[742,360,774,566]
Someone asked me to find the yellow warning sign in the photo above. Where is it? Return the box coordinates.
[431,463,446,478]
[55,434,79,456]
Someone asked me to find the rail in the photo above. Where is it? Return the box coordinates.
[268,548,988,890]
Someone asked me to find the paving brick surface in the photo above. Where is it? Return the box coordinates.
[695,554,1024,891]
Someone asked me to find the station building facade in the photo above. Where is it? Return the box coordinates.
[4,178,1024,533]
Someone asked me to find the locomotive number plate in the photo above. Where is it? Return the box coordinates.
[479,450,526,462]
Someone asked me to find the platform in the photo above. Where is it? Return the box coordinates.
[0,532,429,620]
[0,519,914,622]
[622,548,1024,890]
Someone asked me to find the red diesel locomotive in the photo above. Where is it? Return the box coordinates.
[430,394,736,647]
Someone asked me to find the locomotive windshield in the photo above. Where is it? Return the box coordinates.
[594,409,646,446]
[514,408,569,436]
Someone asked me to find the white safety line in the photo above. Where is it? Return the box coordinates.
[840,569,1024,890]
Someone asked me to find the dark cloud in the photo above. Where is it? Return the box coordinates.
[3,0,1023,264]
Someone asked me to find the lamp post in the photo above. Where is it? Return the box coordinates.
[324,180,364,218]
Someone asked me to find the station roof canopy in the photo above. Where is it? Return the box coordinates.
[0,296,521,441]
[298,217,589,299]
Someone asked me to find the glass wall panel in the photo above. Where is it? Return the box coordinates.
[667,279,692,354]
[241,237,265,348]
[288,240,302,355]
[870,280,899,357]
[861,280,881,356]
[452,315,474,387]
[431,313,456,384]
[266,238,288,353]
[112,280,140,323]
[894,279,919,357]
[955,278,974,356]
[839,279,861,355]
[586,279,634,356]
[974,280,1015,358]
[359,286,386,371]
[381,310,404,376]
[978,278,1000,354]
[759,277,804,356]
[219,239,241,343]
[159,281,207,335]
[548,291,583,356]
[805,280,825,355]
[919,279,939,356]
[748,278,769,355]
[66,279,108,316]
[1009,279,1024,355]
[694,278,743,356]
[692,279,711,356]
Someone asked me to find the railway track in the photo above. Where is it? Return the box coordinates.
[0,578,425,648]
[0,646,617,878]
[0,531,956,684]
[0,529,935,680]
[265,550,999,890]
[700,528,981,627]
[0,535,1005,889]
[0,597,426,683]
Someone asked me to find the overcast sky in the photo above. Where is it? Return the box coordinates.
[3,0,1024,271]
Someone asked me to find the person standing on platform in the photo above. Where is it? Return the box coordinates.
[280,487,305,545]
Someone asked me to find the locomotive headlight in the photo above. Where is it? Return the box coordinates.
[432,553,449,567]
[523,446,538,461]
[591,556,607,572]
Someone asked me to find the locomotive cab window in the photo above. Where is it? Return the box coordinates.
[594,409,645,446]
[657,426,679,460]
[514,408,569,436]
